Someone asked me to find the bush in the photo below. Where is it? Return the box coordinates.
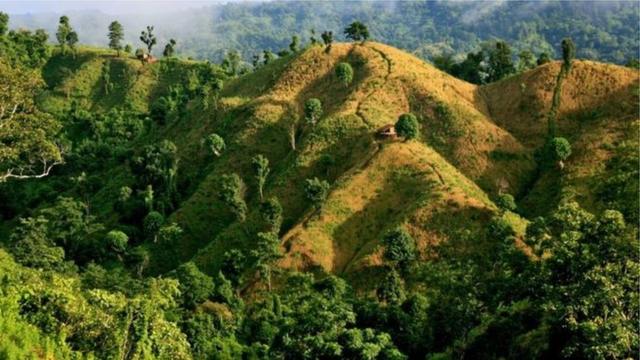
[105,230,128,253]
[204,133,225,157]
[304,177,331,209]
[174,261,214,308]
[143,211,164,242]
[496,193,517,213]
[382,227,416,269]
[335,62,354,86]
[304,98,323,124]
[395,113,419,140]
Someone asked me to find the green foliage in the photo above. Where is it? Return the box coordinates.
[377,268,406,305]
[11,216,66,270]
[289,35,299,53]
[304,98,323,124]
[321,30,334,49]
[108,21,124,56]
[517,49,536,71]
[395,113,419,140]
[260,197,283,233]
[596,141,639,224]
[158,223,183,244]
[56,15,78,54]
[335,62,354,86]
[174,261,214,308]
[344,21,370,42]
[131,140,179,211]
[251,232,282,290]
[382,227,416,270]
[0,11,7,36]
[163,38,177,57]
[106,230,128,253]
[539,137,572,168]
[204,133,226,157]
[252,154,270,200]
[0,60,63,182]
[143,211,164,242]
[537,52,551,65]
[496,193,517,213]
[487,41,516,82]
[561,37,575,71]
[304,177,330,209]
[218,173,248,222]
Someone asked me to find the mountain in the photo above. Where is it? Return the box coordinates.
[5,1,640,63]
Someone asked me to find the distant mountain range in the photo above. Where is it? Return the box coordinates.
[6,1,639,63]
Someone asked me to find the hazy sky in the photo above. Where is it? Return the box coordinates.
[0,1,259,15]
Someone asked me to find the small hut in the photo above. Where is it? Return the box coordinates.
[376,124,397,139]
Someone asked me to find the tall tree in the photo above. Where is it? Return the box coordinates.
[344,21,370,42]
[163,38,176,57]
[139,25,157,54]
[107,21,124,56]
[0,60,63,182]
[0,11,8,37]
[56,16,78,55]
[487,41,515,82]
[252,154,270,201]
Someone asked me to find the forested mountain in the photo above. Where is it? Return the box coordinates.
[6,0,640,63]
[0,6,639,360]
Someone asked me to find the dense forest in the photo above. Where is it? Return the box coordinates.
[6,0,640,63]
[0,4,639,360]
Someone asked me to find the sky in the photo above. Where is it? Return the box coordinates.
[0,1,259,15]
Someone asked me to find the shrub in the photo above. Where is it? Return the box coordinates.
[304,98,323,124]
[395,113,419,140]
[496,193,517,213]
[304,177,330,209]
[143,211,164,242]
[105,230,128,253]
[335,62,354,86]
[382,227,416,269]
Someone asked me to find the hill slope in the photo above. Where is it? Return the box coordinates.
[32,42,639,283]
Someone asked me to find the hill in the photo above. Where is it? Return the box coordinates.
[1,37,638,358]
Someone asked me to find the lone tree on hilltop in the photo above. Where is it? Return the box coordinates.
[561,37,575,71]
[335,62,353,86]
[163,39,176,57]
[537,52,551,65]
[304,98,323,125]
[289,35,299,53]
[344,21,369,42]
[395,113,419,140]
[140,25,157,54]
[321,31,334,52]
[108,21,124,56]
[56,16,78,55]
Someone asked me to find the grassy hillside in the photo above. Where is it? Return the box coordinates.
[29,42,639,283]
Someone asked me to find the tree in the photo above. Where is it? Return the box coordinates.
[260,197,283,233]
[0,11,8,36]
[174,261,214,308]
[382,227,416,270]
[139,25,156,54]
[537,52,551,65]
[561,37,575,71]
[124,44,132,55]
[222,50,242,76]
[204,133,225,157]
[143,211,164,242]
[377,268,406,305]
[518,50,536,71]
[545,137,572,169]
[395,113,419,140]
[218,173,248,222]
[487,41,515,82]
[158,223,183,244]
[107,21,124,56]
[252,232,282,291]
[304,177,330,209]
[105,230,128,254]
[321,31,334,49]
[496,193,517,213]
[56,16,77,54]
[252,154,270,200]
[0,60,63,182]
[335,62,354,86]
[263,50,275,65]
[344,21,370,42]
[289,35,299,53]
[163,38,176,57]
[11,216,66,270]
[135,48,145,63]
[304,98,323,124]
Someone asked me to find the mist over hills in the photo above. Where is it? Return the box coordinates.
[5,0,639,63]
